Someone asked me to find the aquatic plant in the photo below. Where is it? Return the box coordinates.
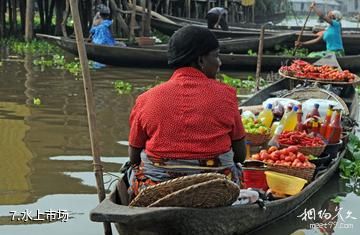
[0,38,61,55]
[220,74,268,93]
[114,81,133,95]
[33,54,94,77]
[340,133,360,185]
[33,98,41,106]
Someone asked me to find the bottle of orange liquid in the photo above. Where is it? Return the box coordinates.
[325,110,342,144]
[258,103,274,128]
[282,106,299,131]
[319,104,334,137]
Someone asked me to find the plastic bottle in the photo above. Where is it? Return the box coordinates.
[306,103,320,119]
[311,117,320,136]
[245,141,251,160]
[268,125,284,148]
[282,106,299,131]
[279,105,293,127]
[325,110,342,144]
[296,104,304,131]
[270,121,280,136]
[319,104,334,137]
[258,103,274,128]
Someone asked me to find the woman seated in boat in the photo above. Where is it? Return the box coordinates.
[89,4,116,46]
[128,25,246,197]
[207,7,229,31]
[295,3,344,57]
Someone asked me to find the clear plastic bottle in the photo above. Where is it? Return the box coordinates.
[279,105,293,127]
[282,106,299,131]
[268,125,284,148]
[258,103,274,128]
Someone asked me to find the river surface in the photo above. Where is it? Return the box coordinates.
[0,52,359,235]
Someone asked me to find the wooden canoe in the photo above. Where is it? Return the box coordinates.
[154,16,360,54]
[36,34,360,72]
[90,78,358,235]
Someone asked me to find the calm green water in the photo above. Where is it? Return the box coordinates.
[0,52,359,235]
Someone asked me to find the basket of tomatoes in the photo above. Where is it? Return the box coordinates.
[279,60,359,84]
[251,146,316,182]
[278,131,326,157]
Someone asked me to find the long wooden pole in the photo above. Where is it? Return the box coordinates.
[25,0,34,41]
[255,24,265,91]
[293,6,313,56]
[68,1,112,234]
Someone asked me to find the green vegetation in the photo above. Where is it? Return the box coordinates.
[151,29,170,44]
[33,55,94,76]
[340,133,360,181]
[220,74,268,93]
[330,196,343,204]
[33,97,41,106]
[0,38,61,55]
[0,38,95,77]
[247,49,257,56]
[113,79,165,95]
[273,44,310,57]
[113,81,133,95]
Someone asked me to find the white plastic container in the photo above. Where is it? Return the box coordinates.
[302,99,344,121]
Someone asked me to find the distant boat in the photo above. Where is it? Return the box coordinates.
[36,34,360,72]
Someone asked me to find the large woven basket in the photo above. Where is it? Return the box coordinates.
[279,144,326,157]
[266,164,315,182]
[129,173,240,208]
[149,178,240,208]
[245,132,270,146]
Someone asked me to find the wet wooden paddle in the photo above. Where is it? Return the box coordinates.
[293,5,314,56]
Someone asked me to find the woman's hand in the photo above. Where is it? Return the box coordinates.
[295,41,303,48]
[310,2,316,10]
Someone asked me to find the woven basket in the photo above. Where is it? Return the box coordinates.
[245,132,270,146]
[129,173,239,208]
[266,164,315,182]
[279,144,326,157]
[149,178,240,208]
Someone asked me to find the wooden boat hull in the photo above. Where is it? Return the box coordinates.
[90,79,358,235]
[219,32,294,54]
[155,16,360,54]
[36,34,360,72]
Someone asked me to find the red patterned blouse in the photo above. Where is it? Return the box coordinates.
[129,67,245,159]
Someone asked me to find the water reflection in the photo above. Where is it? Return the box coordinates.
[0,102,32,204]
[0,57,172,207]
[1,51,358,234]
[250,174,359,235]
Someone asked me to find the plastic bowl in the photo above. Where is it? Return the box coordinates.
[265,171,307,196]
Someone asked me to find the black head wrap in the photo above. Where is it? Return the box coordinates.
[167,25,219,68]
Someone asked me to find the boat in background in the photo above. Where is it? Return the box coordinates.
[35,34,360,72]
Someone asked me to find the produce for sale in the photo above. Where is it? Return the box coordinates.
[280,60,356,82]
[278,131,325,146]
[251,146,316,169]
[242,117,270,135]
